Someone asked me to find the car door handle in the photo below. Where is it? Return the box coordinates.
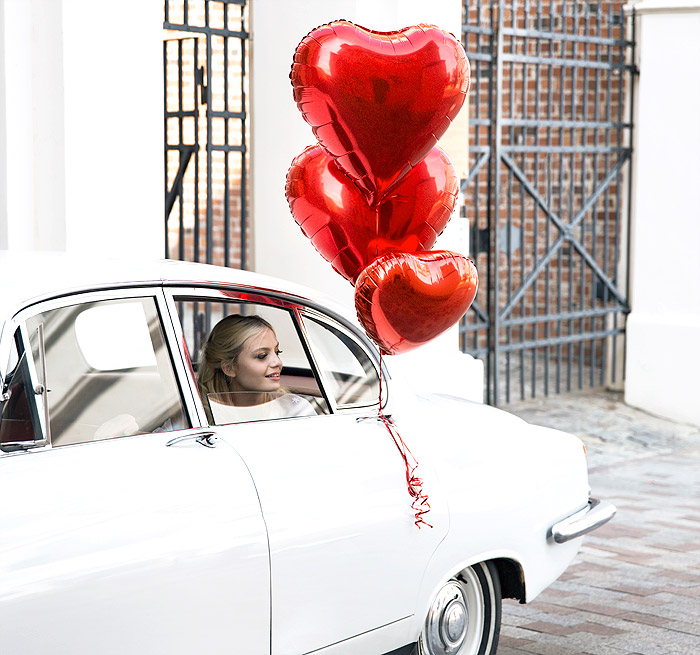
[165,432,218,448]
[356,414,392,423]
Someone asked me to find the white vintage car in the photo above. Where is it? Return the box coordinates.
[0,251,614,655]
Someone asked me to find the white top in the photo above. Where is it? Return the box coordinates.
[208,392,318,424]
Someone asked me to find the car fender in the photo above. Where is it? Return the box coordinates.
[388,392,589,628]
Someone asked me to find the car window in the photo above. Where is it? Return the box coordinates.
[8,297,189,447]
[300,315,380,408]
[174,298,330,424]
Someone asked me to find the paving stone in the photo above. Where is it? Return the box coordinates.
[651,569,700,583]
[612,611,671,628]
[681,513,700,521]
[603,584,665,597]
[647,541,700,553]
[500,635,538,648]
[496,642,534,655]
[576,603,627,618]
[519,622,579,636]
[593,525,653,540]
[533,603,581,616]
[662,620,700,637]
[573,622,626,636]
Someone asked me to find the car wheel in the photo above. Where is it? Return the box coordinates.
[417,561,501,655]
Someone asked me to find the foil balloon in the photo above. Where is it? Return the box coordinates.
[286,144,458,284]
[290,20,470,205]
[355,251,478,355]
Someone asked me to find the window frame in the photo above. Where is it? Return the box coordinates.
[162,285,387,425]
[0,286,197,451]
[0,324,49,450]
[295,307,384,412]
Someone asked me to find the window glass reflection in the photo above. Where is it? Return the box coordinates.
[301,316,380,408]
[23,298,188,446]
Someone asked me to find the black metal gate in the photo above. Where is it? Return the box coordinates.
[461,0,635,405]
[163,0,249,269]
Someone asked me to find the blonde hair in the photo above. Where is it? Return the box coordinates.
[197,314,275,421]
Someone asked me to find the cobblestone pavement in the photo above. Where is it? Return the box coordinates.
[499,389,700,655]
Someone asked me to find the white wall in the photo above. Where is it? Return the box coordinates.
[250,0,484,401]
[62,0,164,258]
[0,0,66,251]
[0,0,164,258]
[625,1,700,426]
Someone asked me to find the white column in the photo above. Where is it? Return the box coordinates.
[61,0,164,258]
[250,0,483,401]
[249,0,359,310]
[0,0,164,258]
[0,0,66,251]
[624,1,700,426]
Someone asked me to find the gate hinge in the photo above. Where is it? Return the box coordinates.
[196,66,208,105]
[469,222,490,256]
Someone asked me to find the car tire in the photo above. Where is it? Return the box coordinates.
[416,561,501,655]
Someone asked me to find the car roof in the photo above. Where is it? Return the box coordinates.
[0,251,353,324]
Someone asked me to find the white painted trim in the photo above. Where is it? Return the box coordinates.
[626,0,700,15]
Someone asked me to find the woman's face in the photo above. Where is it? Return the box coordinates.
[224,327,283,393]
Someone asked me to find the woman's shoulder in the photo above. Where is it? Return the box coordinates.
[277,393,317,416]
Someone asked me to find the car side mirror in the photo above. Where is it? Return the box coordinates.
[0,325,51,452]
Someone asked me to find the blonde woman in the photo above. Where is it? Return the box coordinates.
[197,314,316,424]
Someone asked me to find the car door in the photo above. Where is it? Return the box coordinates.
[0,289,269,655]
[167,288,448,655]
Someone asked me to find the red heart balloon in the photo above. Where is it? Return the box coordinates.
[291,20,469,205]
[354,251,478,355]
[286,145,458,284]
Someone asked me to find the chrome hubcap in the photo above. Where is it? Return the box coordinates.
[422,567,487,655]
[444,599,467,644]
[425,581,469,655]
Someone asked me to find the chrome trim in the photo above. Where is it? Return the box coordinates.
[165,431,218,448]
[551,498,616,544]
[35,323,51,448]
[292,306,339,415]
[156,290,206,428]
[356,414,392,423]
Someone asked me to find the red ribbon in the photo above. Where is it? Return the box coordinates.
[378,352,432,529]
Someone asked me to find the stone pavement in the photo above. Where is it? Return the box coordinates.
[499,389,700,655]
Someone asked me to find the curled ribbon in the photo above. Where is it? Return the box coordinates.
[378,352,432,529]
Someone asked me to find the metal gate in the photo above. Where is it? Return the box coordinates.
[461,0,636,405]
[163,0,249,269]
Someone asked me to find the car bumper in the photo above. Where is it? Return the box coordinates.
[550,497,616,544]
